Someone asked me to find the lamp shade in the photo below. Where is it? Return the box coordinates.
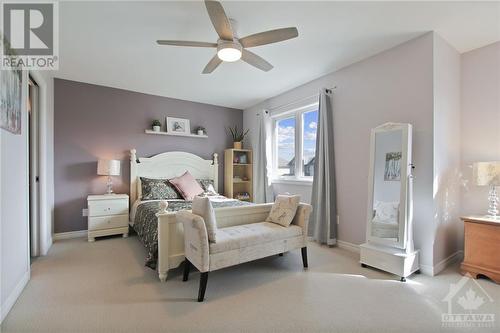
[97,159,121,176]
[473,161,500,186]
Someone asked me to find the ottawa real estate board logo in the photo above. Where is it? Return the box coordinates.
[442,274,495,328]
[1,1,59,70]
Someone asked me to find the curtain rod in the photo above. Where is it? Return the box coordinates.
[262,86,337,114]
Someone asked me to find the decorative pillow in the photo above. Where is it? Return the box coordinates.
[197,179,217,195]
[373,201,399,224]
[140,177,181,200]
[266,195,301,227]
[192,196,217,243]
[169,171,204,201]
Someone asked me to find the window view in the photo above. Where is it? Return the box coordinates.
[276,117,296,176]
[302,110,318,177]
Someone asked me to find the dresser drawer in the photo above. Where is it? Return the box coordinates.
[89,214,128,231]
[88,199,128,217]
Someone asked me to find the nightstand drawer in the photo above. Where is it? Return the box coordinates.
[89,214,128,231]
[88,199,128,217]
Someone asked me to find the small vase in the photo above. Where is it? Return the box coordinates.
[198,130,204,136]
[153,126,161,132]
[234,142,242,149]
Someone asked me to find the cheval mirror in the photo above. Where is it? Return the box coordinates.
[360,123,420,281]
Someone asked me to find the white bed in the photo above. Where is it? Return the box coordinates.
[130,149,262,282]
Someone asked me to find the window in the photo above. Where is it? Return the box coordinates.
[272,103,318,181]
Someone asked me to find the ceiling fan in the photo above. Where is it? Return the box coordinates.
[156,0,299,74]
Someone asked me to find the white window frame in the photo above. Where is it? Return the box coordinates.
[271,102,319,183]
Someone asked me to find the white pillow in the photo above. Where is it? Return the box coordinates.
[373,201,399,224]
[192,196,217,243]
[266,195,301,227]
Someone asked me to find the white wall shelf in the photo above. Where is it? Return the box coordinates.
[145,130,208,139]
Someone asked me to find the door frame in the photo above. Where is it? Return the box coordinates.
[28,70,52,255]
[28,76,40,257]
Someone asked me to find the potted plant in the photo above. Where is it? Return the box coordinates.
[152,120,161,132]
[197,126,206,136]
[227,126,249,149]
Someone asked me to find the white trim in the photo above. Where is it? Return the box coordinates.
[271,178,313,186]
[1,270,30,323]
[54,230,87,241]
[337,240,360,253]
[420,250,464,276]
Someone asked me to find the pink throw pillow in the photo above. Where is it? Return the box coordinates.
[169,171,204,201]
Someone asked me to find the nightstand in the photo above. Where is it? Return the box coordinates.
[461,216,500,283]
[87,194,129,242]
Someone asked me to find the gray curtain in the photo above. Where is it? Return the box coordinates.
[308,89,337,245]
[254,111,273,203]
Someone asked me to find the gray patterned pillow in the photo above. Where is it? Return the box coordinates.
[197,179,217,194]
[140,177,182,200]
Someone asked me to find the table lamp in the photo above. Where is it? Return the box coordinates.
[473,161,500,217]
[97,159,121,195]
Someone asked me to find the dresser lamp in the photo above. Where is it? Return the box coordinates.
[97,159,121,195]
[473,161,500,218]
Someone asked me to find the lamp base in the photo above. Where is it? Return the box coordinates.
[105,176,114,195]
[487,185,499,218]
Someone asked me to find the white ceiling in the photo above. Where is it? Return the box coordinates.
[56,1,500,109]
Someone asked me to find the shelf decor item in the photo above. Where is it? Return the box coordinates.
[473,161,500,217]
[227,125,249,149]
[97,159,121,195]
[197,126,206,136]
[152,119,161,132]
[166,117,190,135]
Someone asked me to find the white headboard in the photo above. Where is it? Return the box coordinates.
[130,149,219,205]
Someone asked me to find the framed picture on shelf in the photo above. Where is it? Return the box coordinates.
[166,117,190,135]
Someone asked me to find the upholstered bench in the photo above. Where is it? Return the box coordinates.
[176,202,312,301]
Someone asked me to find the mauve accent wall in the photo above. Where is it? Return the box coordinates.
[54,79,242,233]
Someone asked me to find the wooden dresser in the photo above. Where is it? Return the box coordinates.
[460,216,500,283]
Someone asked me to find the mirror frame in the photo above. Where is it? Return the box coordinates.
[366,122,412,249]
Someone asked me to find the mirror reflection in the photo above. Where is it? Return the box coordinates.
[371,130,402,241]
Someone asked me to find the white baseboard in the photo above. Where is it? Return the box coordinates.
[1,270,30,323]
[337,240,360,253]
[53,230,87,241]
[420,250,464,276]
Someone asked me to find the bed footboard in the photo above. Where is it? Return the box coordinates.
[156,212,185,281]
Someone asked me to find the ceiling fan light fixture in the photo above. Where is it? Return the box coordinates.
[217,41,242,62]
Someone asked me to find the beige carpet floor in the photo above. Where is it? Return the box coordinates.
[1,235,499,333]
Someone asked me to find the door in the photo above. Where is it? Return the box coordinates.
[28,77,40,258]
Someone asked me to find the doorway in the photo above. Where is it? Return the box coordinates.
[28,76,41,259]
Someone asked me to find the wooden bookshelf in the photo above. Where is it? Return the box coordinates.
[224,149,253,202]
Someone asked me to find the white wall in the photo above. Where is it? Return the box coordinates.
[1,71,30,322]
[244,33,435,269]
[432,34,462,273]
[460,42,500,215]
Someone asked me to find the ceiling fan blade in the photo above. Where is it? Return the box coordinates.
[204,0,233,41]
[202,55,223,74]
[241,49,273,72]
[157,40,217,48]
[239,27,298,48]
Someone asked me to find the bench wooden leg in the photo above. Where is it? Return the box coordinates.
[198,272,209,302]
[182,258,191,282]
[301,247,308,268]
